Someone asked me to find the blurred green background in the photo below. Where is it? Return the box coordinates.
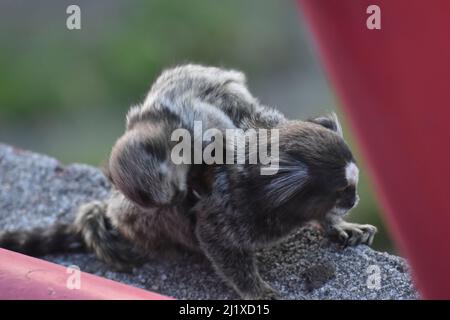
[0,0,394,252]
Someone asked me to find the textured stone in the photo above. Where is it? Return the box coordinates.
[0,143,418,299]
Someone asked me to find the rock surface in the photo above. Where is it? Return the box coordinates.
[0,143,418,299]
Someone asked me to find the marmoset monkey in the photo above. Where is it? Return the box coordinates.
[0,65,376,299]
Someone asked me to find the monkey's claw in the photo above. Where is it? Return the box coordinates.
[241,282,281,300]
[258,285,281,300]
[327,222,377,247]
[258,284,281,300]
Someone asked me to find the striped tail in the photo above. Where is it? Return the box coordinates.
[0,200,145,272]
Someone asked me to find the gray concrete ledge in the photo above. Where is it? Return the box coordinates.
[0,143,418,299]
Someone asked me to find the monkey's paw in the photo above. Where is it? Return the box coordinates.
[241,282,281,300]
[327,221,377,247]
[258,285,281,300]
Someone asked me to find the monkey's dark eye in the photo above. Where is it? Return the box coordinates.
[337,185,355,196]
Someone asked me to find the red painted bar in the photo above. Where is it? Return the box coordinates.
[0,249,172,300]
[298,0,450,298]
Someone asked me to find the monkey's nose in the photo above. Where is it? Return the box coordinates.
[347,195,359,209]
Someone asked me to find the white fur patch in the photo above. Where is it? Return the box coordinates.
[160,162,169,175]
[345,162,359,185]
[331,112,343,138]
[330,207,349,216]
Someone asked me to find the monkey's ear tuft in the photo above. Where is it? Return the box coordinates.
[126,104,142,130]
[308,112,343,138]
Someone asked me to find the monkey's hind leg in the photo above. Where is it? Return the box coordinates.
[75,200,146,272]
[195,220,280,300]
[324,216,377,247]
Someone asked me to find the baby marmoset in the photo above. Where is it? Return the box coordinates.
[0,64,377,299]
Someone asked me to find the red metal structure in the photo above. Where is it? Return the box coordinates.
[2,1,449,300]
[298,0,450,299]
[0,249,171,300]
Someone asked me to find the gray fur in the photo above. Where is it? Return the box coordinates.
[0,64,376,300]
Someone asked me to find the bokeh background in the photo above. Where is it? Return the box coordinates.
[0,0,394,252]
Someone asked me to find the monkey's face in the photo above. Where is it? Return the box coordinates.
[267,118,360,219]
[272,160,360,222]
[273,162,360,221]
[108,126,189,209]
[330,162,360,215]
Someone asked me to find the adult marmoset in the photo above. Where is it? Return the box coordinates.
[0,64,376,299]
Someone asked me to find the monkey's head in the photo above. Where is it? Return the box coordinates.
[259,113,359,220]
[107,119,189,209]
